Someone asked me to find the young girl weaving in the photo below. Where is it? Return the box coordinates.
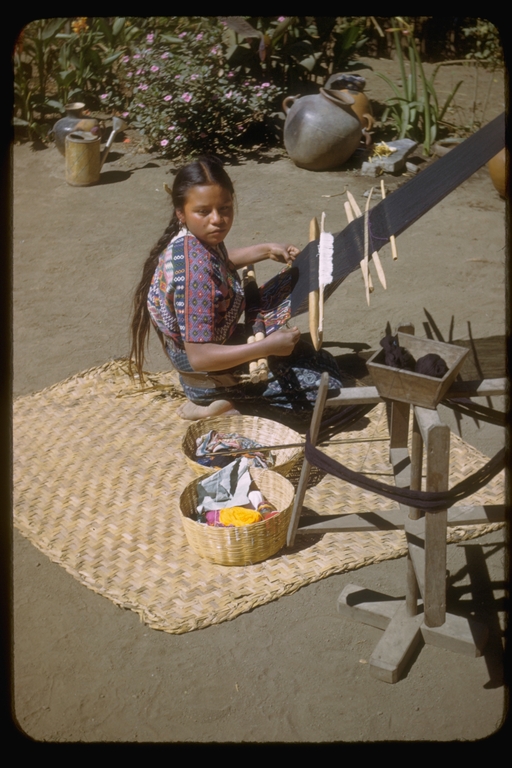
[130,156,343,420]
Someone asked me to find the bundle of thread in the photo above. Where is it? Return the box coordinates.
[195,430,275,469]
[379,335,448,378]
[204,500,278,528]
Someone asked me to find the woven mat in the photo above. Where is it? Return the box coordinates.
[13,360,504,634]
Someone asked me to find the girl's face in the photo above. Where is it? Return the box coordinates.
[177,184,234,247]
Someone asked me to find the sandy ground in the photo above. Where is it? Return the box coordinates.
[11,58,508,742]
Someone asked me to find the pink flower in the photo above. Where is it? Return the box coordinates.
[179,32,187,38]
[210,46,219,55]
[190,74,199,80]
[139,84,148,91]
[133,54,141,59]
[175,74,181,79]
[161,52,170,59]
[261,82,270,87]
[122,112,129,118]
[160,139,169,147]
[163,95,172,102]
[100,93,108,100]
[126,72,133,78]
[196,33,203,40]
[225,90,232,99]
[151,65,159,73]
[228,71,234,78]
[168,125,175,130]
[176,135,182,140]
[136,69,143,75]
[122,56,130,63]
[278,16,286,22]
[147,33,154,43]
[182,92,192,102]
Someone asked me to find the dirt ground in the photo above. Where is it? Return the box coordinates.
[11,57,508,742]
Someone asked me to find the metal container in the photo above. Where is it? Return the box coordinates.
[65,131,101,186]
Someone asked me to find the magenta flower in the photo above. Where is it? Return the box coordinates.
[278,16,286,22]
[126,72,133,78]
[182,92,192,102]
[139,84,149,91]
[190,74,199,81]
[225,90,233,99]
[179,32,187,38]
[228,71,234,78]
[100,93,108,100]
[133,54,141,59]
[151,65,159,73]
[196,33,203,40]
[176,135,182,140]
[161,52,170,59]
[175,74,181,79]
[160,139,169,147]
[147,33,154,43]
[168,125,175,130]
[136,69,143,75]
[122,111,129,118]
[163,94,172,102]
[261,82,270,87]
[122,56,130,63]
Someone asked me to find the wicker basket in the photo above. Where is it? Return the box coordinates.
[179,469,295,566]
[181,414,303,478]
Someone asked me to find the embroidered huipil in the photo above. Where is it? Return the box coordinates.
[147,233,245,350]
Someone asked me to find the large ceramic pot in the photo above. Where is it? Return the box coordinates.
[53,102,100,156]
[282,88,362,171]
[487,148,507,198]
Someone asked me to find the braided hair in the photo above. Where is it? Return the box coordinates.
[129,156,235,381]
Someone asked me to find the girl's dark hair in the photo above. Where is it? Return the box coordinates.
[129,156,235,381]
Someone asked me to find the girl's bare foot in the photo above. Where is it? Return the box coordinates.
[176,399,240,421]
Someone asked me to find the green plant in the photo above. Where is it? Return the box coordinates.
[221,16,369,92]
[377,18,463,155]
[102,17,282,159]
[52,17,139,110]
[13,19,68,140]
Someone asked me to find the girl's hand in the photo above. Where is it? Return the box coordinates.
[267,244,300,264]
[264,326,301,357]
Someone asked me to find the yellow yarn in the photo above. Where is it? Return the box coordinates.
[219,507,263,527]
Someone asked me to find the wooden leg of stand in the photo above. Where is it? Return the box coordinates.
[286,372,330,547]
[424,419,450,628]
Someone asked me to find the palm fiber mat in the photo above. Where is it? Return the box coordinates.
[13,360,504,634]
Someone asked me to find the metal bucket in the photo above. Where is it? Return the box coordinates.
[65,131,101,186]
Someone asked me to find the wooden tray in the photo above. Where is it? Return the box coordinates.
[367,334,469,409]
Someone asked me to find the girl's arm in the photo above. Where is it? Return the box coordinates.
[184,326,301,372]
[228,242,299,268]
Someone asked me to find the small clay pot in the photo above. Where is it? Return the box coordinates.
[53,102,100,156]
[487,148,507,198]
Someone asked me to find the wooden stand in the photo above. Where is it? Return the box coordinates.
[287,325,505,683]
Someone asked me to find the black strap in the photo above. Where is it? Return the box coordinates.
[304,438,505,512]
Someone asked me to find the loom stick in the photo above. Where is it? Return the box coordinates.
[347,191,374,295]
[364,187,387,290]
[308,216,321,350]
[381,179,398,260]
[344,201,373,296]
[243,265,268,383]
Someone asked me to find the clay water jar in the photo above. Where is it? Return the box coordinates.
[282,88,362,171]
[53,102,100,156]
[487,148,507,198]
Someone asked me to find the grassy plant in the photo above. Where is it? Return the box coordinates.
[376,18,463,154]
